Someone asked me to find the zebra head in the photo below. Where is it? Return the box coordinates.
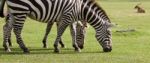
[75,21,87,49]
[95,21,112,52]
[80,0,112,52]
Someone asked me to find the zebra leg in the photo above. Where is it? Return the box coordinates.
[43,22,65,48]
[7,19,12,47]
[56,22,65,48]
[3,14,13,52]
[6,14,13,47]
[3,24,11,52]
[8,34,12,47]
[13,26,29,53]
[13,14,29,53]
[54,20,71,53]
[13,27,29,53]
[58,39,65,48]
[42,22,54,48]
[70,22,81,52]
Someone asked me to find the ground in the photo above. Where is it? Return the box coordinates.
[0,1,150,63]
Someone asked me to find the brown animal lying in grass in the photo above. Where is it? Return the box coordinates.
[134,3,145,13]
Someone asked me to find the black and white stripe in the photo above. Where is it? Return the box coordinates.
[80,0,112,52]
[1,0,112,53]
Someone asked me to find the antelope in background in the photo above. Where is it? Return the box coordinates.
[134,3,146,13]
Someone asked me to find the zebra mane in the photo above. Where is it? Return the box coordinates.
[86,0,111,23]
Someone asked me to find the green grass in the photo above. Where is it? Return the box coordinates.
[1,1,150,63]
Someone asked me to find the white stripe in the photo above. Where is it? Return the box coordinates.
[7,1,29,10]
[88,7,97,21]
[49,0,58,21]
[82,1,88,19]
[9,8,28,14]
[52,0,62,20]
[20,0,40,20]
[44,0,52,22]
[56,0,67,20]
[14,16,26,21]
[35,0,46,21]
[65,0,75,12]
[86,3,94,20]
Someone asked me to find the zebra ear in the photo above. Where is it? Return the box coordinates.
[106,22,117,28]
[77,21,83,26]
[77,21,89,28]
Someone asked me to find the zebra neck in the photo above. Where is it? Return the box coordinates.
[81,0,111,30]
[82,1,110,22]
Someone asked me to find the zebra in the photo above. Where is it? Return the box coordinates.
[0,0,86,53]
[0,0,112,53]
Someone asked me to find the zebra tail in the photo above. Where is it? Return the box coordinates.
[0,0,6,17]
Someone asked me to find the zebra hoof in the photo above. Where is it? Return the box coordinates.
[54,49,60,53]
[79,46,84,49]
[61,45,65,48]
[23,50,30,54]
[5,49,11,52]
[9,43,12,47]
[103,47,112,52]
[75,48,81,53]
[23,48,30,54]
[43,46,48,48]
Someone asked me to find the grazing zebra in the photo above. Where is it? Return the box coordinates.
[0,0,86,53]
[0,0,112,53]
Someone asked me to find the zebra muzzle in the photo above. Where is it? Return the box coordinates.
[103,46,112,52]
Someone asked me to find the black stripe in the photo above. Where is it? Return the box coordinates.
[13,13,27,16]
[90,18,99,25]
[87,11,93,20]
[8,6,28,11]
[51,0,60,21]
[41,0,49,21]
[88,14,95,23]
[54,1,65,20]
[30,0,43,20]
[49,0,55,19]
[83,8,88,20]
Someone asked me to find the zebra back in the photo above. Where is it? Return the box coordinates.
[6,0,76,22]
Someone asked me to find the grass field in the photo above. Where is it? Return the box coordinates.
[0,1,150,63]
